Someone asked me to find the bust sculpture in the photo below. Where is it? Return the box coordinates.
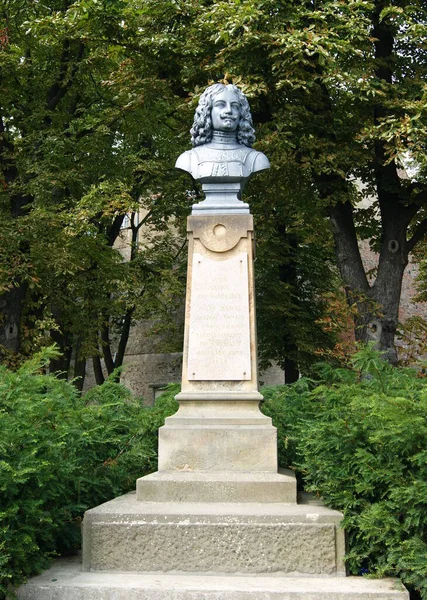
[176,83,270,214]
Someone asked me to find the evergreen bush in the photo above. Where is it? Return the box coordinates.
[3,344,426,599]
[262,345,427,599]
[0,348,178,597]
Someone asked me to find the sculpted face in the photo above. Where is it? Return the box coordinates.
[210,88,241,132]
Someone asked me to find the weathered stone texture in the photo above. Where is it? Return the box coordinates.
[88,521,337,574]
[82,493,345,576]
[158,425,278,472]
[136,471,296,503]
[120,353,182,404]
[16,556,409,600]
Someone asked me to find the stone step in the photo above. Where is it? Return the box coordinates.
[16,555,409,600]
[82,493,345,576]
[136,469,297,503]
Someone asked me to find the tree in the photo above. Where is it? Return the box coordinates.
[5,0,424,378]
[170,0,427,364]
[0,0,342,380]
[247,154,339,380]
[0,0,190,383]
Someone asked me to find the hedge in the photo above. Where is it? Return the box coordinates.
[262,345,427,600]
[0,347,178,597]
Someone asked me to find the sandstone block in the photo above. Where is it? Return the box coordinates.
[82,493,345,576]
[136,470,296,503]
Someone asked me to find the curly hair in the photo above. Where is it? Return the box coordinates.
[190,84,256,148]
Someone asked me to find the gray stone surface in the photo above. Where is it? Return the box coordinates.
[187,252,251,381]
[120,352,182,405]
[160,215,282,501]
[82,493,345,576]
[136,470,297,503]
[16,555,409,600]
[180,215,260,396]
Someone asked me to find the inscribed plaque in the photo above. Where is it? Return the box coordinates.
[187,252,251,380]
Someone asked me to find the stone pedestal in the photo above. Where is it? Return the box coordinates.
[136,214,295,504]
[71,211,408,600]
[82,494,345,576]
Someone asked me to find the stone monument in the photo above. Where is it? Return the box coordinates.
[17,84,408,599]
[132,83,296,504]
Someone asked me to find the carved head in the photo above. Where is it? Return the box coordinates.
[190,83,256,148]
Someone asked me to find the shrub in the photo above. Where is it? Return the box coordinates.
[3,343,426,598]
[0,348,178,597]
[262,345,427,599]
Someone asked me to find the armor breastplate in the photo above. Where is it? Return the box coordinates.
[191,147,257,182]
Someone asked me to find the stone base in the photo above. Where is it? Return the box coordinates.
[158,425,279,472]
[158,395,279,474]
[82,493,345,576]
[136,469,297,503]
[16,555,409,600]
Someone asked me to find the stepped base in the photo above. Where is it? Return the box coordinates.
[136,469,297,503]
[82,493,345,576]
[16,555,409,600]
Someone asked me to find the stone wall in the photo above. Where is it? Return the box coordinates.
[121,352,182,405]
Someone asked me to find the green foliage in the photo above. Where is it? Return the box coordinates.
[254,206,338,373]
[262,345,427,598]
[0,348,178,596]
[397,316,427,368]
[0,0,190,373]
[2,0,427,371]
[261,378,313,481]
[176,0,427,359]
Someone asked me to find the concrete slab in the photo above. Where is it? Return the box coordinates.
[16,555,409,600]
[82,492,345,576]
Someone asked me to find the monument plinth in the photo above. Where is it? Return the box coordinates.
[21,83,406,600]
[136,212,296,501]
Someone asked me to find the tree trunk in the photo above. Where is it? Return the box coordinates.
[49,327,73,376]
[362,204,410,364]
[73,337,86,392]
[328,197,411,365]
[0,117,32,361]
[101,325,115,374]
[100,212,139,380]
[0,285,27,360]
[318,1,421,364]
[278,227,301,381]
[92,354,105,385]
[284,358,299,384]
[115,307,135,370]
